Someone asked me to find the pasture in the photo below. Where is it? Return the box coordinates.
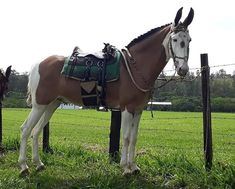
[0,109,234,188]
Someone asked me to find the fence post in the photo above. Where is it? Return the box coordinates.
[109,110,121,162]
[43,122,51,153]
[201,53,213,170]
[0,101,2,150]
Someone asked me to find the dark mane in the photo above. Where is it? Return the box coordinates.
[126,23,171,48]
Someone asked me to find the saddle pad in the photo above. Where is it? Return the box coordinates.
[61,51,121,82]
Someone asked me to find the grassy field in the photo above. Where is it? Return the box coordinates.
[0,108,234,188]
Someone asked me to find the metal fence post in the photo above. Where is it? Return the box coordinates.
[201,53,213,170]
[109,110,121,162]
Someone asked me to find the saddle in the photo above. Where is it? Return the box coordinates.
[62,43,120,82]
[61,43,121,108]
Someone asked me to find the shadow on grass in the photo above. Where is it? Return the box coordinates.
[26,171,161,189]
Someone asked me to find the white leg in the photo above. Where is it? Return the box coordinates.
[31,101,60,171]
[120,110,132,172]
[18,105,46,174]
[128,111,142,173]
[120,110,142,175]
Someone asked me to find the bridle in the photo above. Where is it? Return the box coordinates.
[169,37,189,63]
[168,26,190,68]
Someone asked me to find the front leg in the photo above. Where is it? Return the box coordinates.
[120,110,142,175]
[128,111,142,174]
[120,110,132,173]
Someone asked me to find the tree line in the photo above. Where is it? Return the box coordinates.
[2,69,235,112]
[153,69,235,112]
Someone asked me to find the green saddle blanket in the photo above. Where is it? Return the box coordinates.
[61,51,121,82]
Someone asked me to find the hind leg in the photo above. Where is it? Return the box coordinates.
[31,100,60,171]
[18,105,46,174]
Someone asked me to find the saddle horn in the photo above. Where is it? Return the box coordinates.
[183,8,194,28]
[174,7,183,26]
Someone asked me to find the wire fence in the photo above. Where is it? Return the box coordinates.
[1,111,234,161]
[163,63,235,74]
[2,111,235,137]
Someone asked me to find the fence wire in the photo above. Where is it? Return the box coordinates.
[2,112,235,138]
[163,63,235,74]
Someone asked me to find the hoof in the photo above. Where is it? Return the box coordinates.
[122,167,140,177]
[122,168,132,177]
[36,164,45,172]
[19,168,29,177]
[132,168,140,175]
[130,164,140,175]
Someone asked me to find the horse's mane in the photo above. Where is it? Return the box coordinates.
[126,23,171,48]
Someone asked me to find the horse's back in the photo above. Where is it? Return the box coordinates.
[35,55,83,105]
[39,55,65,76]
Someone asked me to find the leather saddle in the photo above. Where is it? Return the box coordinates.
[70,43,116,67]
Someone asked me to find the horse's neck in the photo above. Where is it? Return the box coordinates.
[129,26,171,87]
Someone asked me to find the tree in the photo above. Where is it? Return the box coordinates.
[3,70,28,108]
[7,70,28,94]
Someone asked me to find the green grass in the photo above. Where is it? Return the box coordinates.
[0,109,235,188]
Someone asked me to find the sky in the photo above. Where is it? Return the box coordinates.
[0,0,235,74]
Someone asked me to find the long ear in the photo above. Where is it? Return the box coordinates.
[174,7,183,26]
[5,66,12,80]
[183,8,194,27]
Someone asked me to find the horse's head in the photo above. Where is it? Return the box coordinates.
[0,66,12,100]
[168,7,194,77]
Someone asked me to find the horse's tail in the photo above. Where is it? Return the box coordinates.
[26,63,40,107]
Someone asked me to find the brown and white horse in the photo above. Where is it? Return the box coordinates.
[18,7,194,175]
[0,66,11,100]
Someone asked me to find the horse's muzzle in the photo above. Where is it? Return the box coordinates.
[177,65,189,77]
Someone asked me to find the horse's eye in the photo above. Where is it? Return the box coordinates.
[173,39,177,42]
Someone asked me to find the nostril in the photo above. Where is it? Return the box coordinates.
[178,67,182,73]
[178,67,187,76]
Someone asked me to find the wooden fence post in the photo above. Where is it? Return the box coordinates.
[109,110,121,162]
[201,53,213,170]
[43,122,51,153]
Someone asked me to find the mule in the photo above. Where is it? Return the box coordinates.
[18,7,194,175]
[0,66,12,100]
